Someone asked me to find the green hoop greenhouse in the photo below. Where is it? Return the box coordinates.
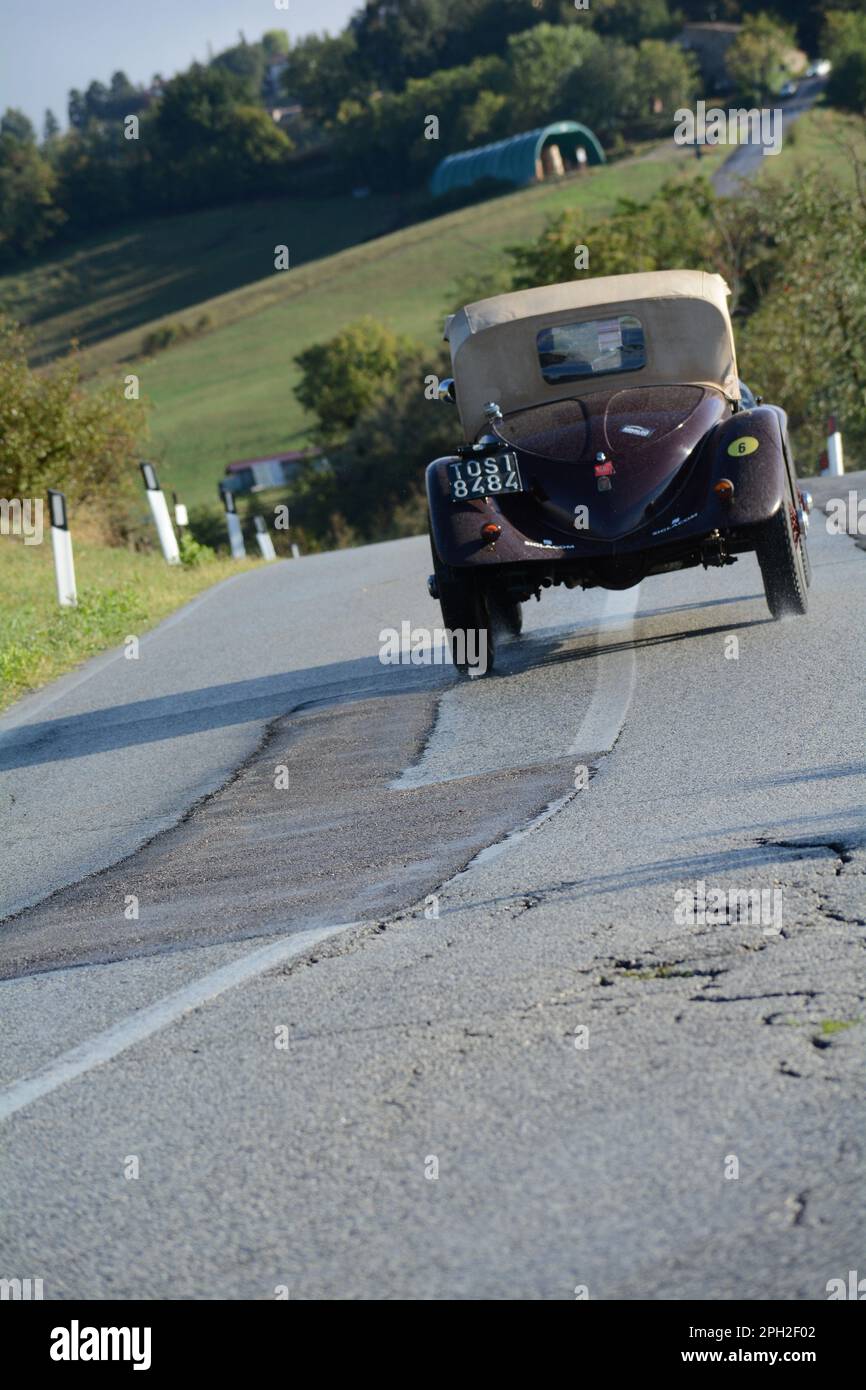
[430,121,605,198]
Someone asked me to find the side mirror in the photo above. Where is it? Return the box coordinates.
[438,377,456,404]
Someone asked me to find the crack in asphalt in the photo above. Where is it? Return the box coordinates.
[755,835,857,874]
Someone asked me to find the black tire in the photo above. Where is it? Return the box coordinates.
[429,535,494,674]
[487,587,523,638]
[755,482,809,619]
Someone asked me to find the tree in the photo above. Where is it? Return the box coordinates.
[505,23,601,130]
[625,39,700,131]
[84,80,110,123]
[210,41,267,102]
[323,351,455,542]
[106,71,144,118]
[508,177,720,289]
[282,32,362,124]
[824,9,866,111]
[823,7,866,67]
[456,89,509,147]
[290,325,453,546]
[151,65,251,158]
[726,13,797,102]
[0,315,146,514]
[294,318,419,444]
[1,108,35,143]
[43,109,60,143]
[738,156,866,463]
[52,124,136,232]
[560,37,637,136]
[0,131,64,260]
[68,89,86,130]
[332,55,507,188]
[829,48,866,110]
[588,0,677,45]
[262,29,290,58]
[351,0,452,89]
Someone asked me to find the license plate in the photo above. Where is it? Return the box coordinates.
[449,451,523,500]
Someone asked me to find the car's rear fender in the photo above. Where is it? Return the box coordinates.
[707,406,790,527]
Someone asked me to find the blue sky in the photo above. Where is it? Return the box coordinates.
[1,0,360,133]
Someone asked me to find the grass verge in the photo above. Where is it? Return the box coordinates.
[0,538,258,713]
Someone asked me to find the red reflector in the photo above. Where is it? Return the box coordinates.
[481,523,501,542]
[594,459,615,477]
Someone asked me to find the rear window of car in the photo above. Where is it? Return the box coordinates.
[536,314,646,384]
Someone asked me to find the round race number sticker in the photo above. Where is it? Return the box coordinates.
[727,436,760,457]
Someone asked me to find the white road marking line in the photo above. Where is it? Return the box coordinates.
[569,584,641,755]
[0,923,362,1124]
[455,791,577,875]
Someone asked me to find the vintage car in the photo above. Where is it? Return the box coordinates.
[426,269,812,672]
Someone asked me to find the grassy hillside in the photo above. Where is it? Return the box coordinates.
[115,143,730,507]
[0,192,408,368]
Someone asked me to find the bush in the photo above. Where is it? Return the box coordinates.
[140,313,212,357]
[508,177,720,289]
[293,317,418,445]
[185,503,230,553]
[827,49,866,113]
[0,314,147,532]
[178,530,215,566]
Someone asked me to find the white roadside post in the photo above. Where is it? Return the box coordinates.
[172,491,189,529]
[140,461,180,564]
[253,514,276,561]
[826,415,845,477]
[47,489,77,608]
[291,543,301,559]
[220,485,246,558]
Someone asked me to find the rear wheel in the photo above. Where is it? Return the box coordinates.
[487,587,523,638]
[429,536,494,674]
[755,480,809,619]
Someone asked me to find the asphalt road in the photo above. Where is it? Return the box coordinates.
[1,473,864,1299]
[711,76,826,195]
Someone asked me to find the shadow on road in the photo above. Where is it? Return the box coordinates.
[0,605,779,770]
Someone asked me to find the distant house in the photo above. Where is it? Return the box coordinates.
[222,449,325,496]
[675,22,742,88]
[431,121,605,199]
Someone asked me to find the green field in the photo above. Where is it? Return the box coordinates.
[0,537,257,712]
[0,192,408,368]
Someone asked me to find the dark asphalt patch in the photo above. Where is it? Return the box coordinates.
[0,692,573,979]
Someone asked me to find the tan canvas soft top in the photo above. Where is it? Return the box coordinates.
[445,269,739,437]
